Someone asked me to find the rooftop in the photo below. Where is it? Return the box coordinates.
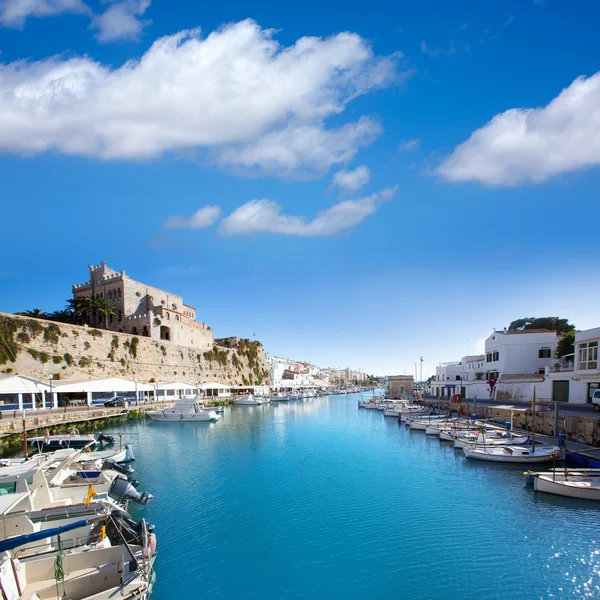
[504,329,554,335]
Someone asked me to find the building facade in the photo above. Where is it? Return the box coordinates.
[388,375,414,399]
[72,261,213,350]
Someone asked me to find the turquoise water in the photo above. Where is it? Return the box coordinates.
[108,394,600,599]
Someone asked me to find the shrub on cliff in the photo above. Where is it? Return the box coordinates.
[16,331,30,344]
[43,323,61,345]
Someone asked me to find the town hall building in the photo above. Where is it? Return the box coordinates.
[72,262,213,350]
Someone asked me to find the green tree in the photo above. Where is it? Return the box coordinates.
[16,308,48,319]
[555,330,576,359]
[94,297,118,330]
[508,316,575,335]
[47,309,77,324]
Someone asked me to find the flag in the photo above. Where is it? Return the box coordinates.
[85,484,97,508]
[253,333,256,337]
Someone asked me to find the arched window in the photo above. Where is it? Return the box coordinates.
[118,289,122,299]
[175,314,179,321]
[165,312,170,320]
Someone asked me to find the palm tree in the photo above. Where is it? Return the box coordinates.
[16,308,48,319]
[48,309,77,324]
[94,297,118,330]
[67,296,96,325]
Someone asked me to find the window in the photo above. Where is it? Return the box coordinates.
[578,342,598,370]
[165,312,170,320]
[488,351,499,362]
[455,375,461,381]
[539,348,551,359]
[486,353,492,362]
[175,315,179,321]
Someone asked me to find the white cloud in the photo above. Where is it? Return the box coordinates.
[332,165,371,191]
[0,0,90,28]
[216,117,381,177]
[90,0,151,42]
[400,138,420,151]
[164,205,221,229]
[219,186,397,237]
[437,72,600,186]
[0,20,401,177]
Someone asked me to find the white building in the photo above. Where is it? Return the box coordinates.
[431,361,463,398]
[536,327,600,405]
[483,328,559,381]
[573,327,600,402]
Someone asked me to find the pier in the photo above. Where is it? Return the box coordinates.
[0,400,177,450]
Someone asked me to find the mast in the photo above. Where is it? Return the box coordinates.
[531,385,536,453]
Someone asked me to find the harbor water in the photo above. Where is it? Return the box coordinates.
[108,394,600,599]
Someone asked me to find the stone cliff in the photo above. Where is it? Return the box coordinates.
[0,313,269,385]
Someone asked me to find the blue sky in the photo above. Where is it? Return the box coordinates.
[1,0,600,376]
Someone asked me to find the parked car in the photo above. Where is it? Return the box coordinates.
[104,397,127,408]
[592,389,600,412]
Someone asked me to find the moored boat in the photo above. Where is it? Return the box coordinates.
[233,394,268,406]
[525,469,600,500]
[463,444,565,463]
[147,397,221,421]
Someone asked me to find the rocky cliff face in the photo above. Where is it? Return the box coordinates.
[0,313,269,385]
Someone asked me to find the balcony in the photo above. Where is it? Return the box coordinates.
[549,358,574,373]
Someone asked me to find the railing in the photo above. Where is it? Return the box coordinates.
[549,360,574,373]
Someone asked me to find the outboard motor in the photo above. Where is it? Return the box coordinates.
[97,433,115,445]
[109,477,153,506]
[106,509,155,546]
[101,459,134,476]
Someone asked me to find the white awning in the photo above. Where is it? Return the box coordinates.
[53,377,154,393]
[200,382,230,390]
[0,375,51,394]
[155,381,199,390]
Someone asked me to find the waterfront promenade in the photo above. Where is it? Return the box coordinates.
[0,399,176,444]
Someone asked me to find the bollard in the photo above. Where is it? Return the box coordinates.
[505,419,511,430]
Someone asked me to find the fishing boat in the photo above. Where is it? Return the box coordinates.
[147,397,221,421]
[463,444,565,463]
[452,432,529,449]
[28,430,115,451]
[407,415,452,430]
[525,469,600,500]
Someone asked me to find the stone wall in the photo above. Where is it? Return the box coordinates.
[0,313,269,386]
[388,375,414,399]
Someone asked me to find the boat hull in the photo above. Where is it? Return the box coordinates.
[463,446,563,463]
[147,412,220,422]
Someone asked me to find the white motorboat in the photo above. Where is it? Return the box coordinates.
[0,517,156,599]
[147,397,221,421]
[525,469,600,500]
[233,394,267,406]
[463,444,565,463]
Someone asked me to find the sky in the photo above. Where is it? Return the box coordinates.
[1,0,600,377]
